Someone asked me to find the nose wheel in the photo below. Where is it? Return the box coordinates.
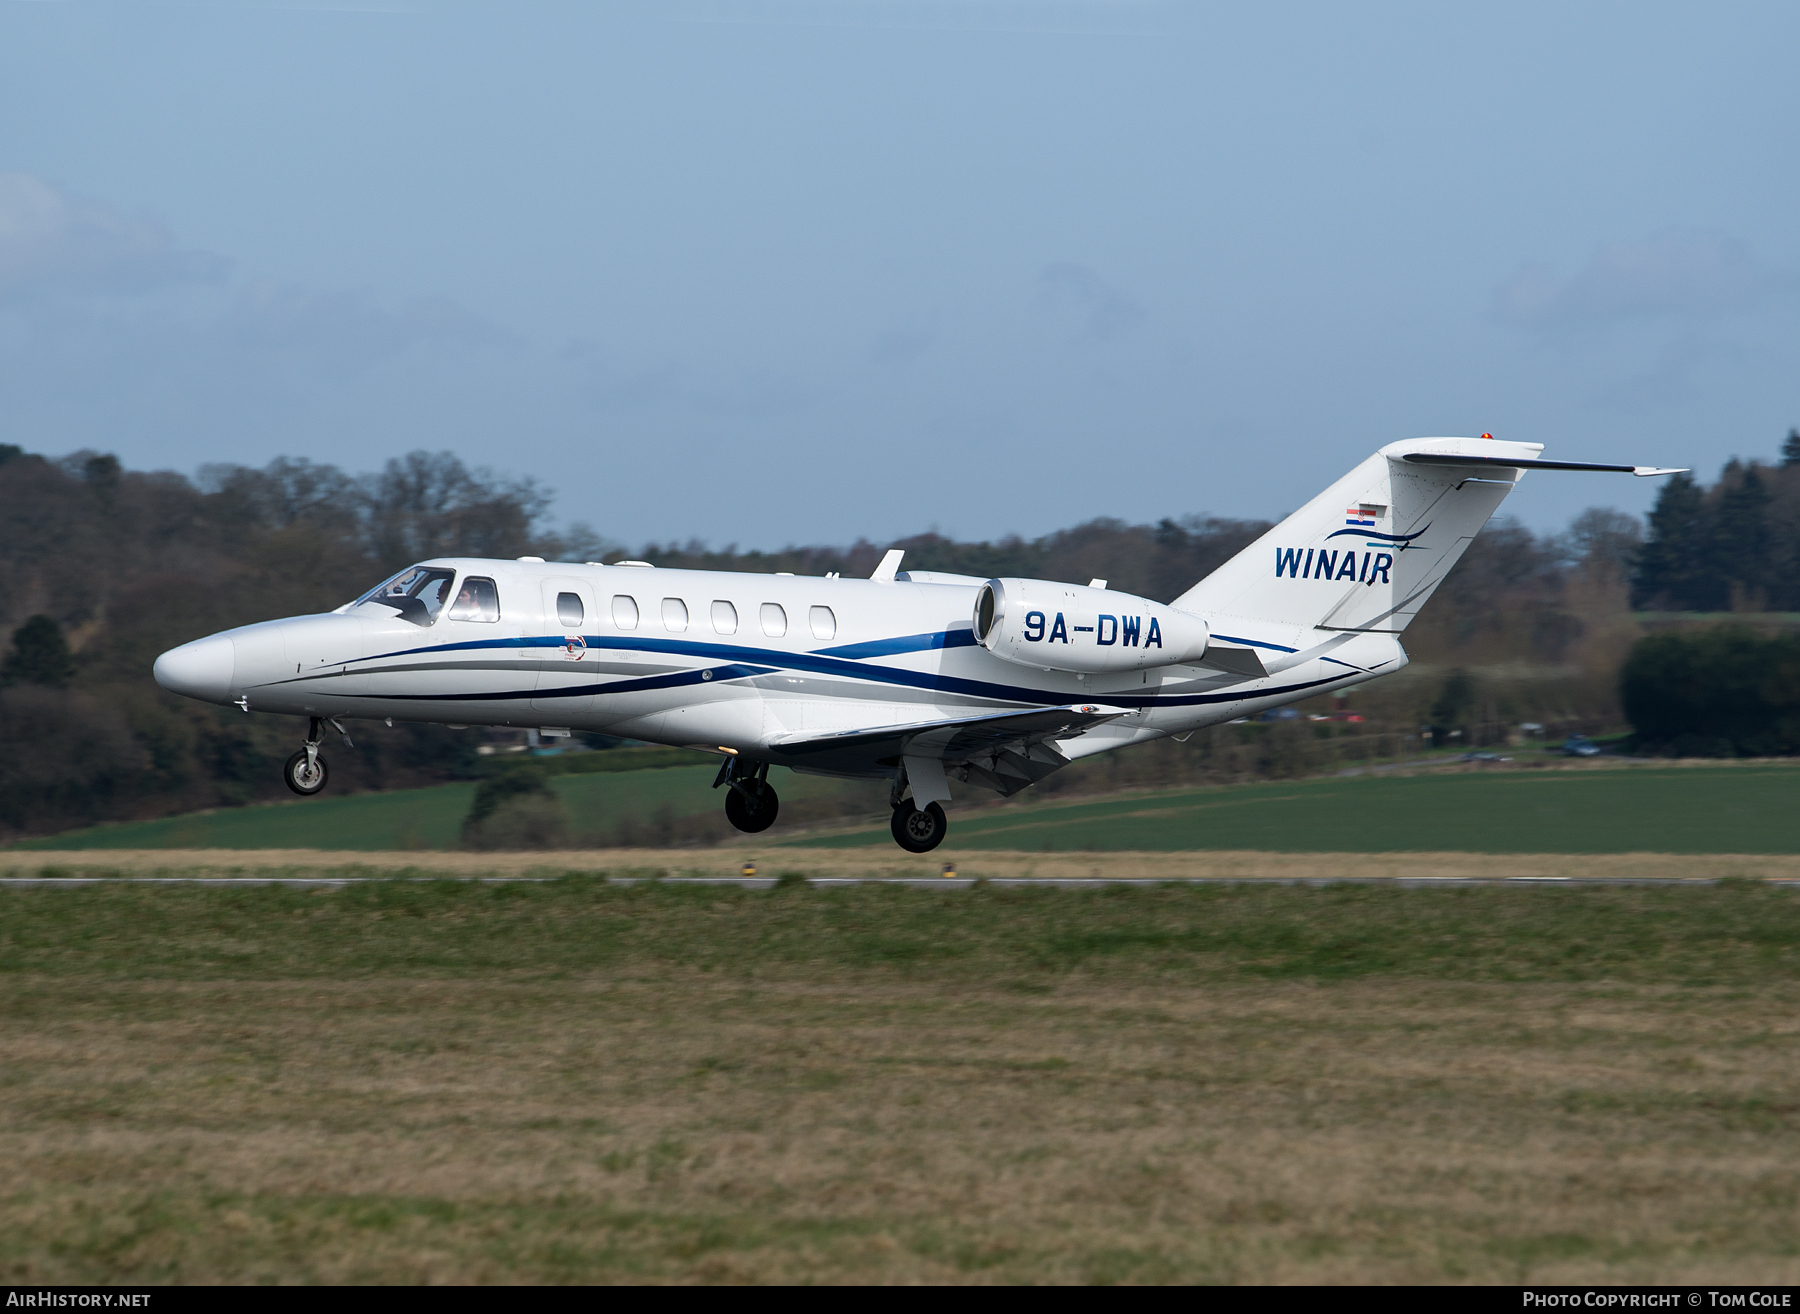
[891,800,948,853]
[284,748,328,795]
[284,717,349,796]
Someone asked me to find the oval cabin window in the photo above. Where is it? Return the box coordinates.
[662,598,689,632]
[809,606,836,641]
[611,595,639,630]
[556,592,584,627]
[760,603,787,637]
[711,601,738,634]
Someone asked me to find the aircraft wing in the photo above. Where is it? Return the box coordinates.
[767,704,1130,794]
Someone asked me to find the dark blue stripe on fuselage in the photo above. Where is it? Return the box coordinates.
[815,629,981,659]
[1210,632,1297,653]
[339,626,1344,711]
[362,662,776,703]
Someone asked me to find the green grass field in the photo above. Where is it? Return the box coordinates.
[18,761,1800,854]
[4,877,1799,1283]
[788,765,1800,853]
[17,765,869,851]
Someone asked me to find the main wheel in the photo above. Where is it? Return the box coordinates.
[891,800,947,853]
[284,749,328,796]
[725,779,779,833]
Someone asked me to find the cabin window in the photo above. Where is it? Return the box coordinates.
[447,576,500,623]
[662,598,689,632]
[357,565,457,626]
[555,592,584,627]
[612,595,639,629]
[809,606,836,641]
[760,603,787,637]
[711,601,738,634]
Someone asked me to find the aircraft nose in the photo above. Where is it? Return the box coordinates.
[153,634,235,704]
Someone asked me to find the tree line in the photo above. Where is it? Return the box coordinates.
[1634,429,1800,613]
[2,433,1792,840]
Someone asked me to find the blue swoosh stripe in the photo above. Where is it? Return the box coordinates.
[361,662,777,703]
[341,627,1353,713]
[1211,633,1297,653]
[815,629,979,659]
[342,649,1343,712]
[1323,522,1431,544]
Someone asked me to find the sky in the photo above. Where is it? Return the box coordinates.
[1,0,1796,552]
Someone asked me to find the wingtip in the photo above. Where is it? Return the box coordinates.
[1632,466,1689,477]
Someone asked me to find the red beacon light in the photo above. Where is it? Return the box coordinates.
[1480,432,1494,440]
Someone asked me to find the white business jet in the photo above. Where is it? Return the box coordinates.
[154,436,1681,851]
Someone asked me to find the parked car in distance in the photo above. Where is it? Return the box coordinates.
[1562,735,1601,757]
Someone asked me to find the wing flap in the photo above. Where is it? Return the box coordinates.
[768,705,1129,784]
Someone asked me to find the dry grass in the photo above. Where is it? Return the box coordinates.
[3,878,1799,1283]
[7,846,1800,881]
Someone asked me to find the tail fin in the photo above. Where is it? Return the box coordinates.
[1173,437,1540,638]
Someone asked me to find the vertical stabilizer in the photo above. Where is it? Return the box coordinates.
[1173,437,1540,638]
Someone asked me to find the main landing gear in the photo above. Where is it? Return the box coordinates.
[284,717,350,796]
[891,800,948,853]
[716,756,780,833]
[888,764,949,853]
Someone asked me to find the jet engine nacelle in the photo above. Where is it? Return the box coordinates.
[972,578,1210,674]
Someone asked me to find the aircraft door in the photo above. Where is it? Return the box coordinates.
[532,578,599,722]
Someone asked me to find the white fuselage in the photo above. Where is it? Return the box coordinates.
[154,558,1405,779]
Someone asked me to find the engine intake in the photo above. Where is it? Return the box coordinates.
[972,578,1210,674]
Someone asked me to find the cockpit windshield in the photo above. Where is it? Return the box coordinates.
[351,565,456,627]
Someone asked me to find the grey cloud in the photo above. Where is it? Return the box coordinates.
[0,172,226,300]
[1493,231,1790,330]
[1039,262,1145,339]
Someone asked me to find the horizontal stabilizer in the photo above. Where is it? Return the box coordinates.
[1400,453,1687,478]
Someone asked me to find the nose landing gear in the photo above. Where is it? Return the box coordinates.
[284,717,350,796]
[715,756,780,833]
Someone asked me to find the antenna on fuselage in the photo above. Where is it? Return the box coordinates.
[871,549,904,583]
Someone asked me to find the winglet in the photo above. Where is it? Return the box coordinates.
[1633,466,1689,478]
[871,549,904,582]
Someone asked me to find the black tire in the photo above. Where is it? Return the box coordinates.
[891,800,947,853]
[284,749,328,796]
[725,779,779,833]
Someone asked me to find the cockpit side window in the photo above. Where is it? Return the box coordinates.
[448,576,501,623]
[353,565,457,627]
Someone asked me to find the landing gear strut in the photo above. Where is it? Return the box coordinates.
[715,756,780,833]
[284,717,349,796]
[888,762,949,853]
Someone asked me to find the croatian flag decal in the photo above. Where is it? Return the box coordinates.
[1344,507,1376,528]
